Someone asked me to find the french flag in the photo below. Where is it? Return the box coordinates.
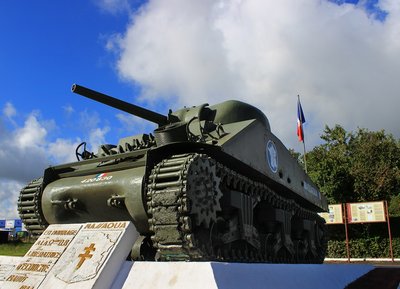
[297,96,306,142]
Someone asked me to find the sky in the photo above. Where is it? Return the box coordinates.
[0,0,399,219]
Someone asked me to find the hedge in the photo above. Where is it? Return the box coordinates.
[326,237,400,258]
[324,216,400,258]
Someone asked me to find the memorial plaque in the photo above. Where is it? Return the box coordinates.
[346,201,386,223]
[318,204,344,224]
[39,221,136,289]
[0,257,22,285]
[0,264,16,282]
[1,224,82,289]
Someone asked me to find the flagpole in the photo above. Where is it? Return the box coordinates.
[303,134,308,173]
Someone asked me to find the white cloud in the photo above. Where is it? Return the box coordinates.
[116,113,157,135]
[14,113,47,149]
[80,110,101,130]
[48,138,82,164]
[95,0,131,15]
[0,180,23,219]
[63,104,75,115]
[89,126,110,152]
[116,0,242,104]
[3,102,16,119]
[0,113,49,183]
[114,0,400,149]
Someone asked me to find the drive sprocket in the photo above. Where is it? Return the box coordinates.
[186,155,222,228]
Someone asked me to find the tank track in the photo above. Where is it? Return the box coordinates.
[17,178,49,235]
[146,153,327,263]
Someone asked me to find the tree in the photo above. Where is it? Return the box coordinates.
[306,125,354,203]
[388,194,400,216]
[349,129,400,202]
[303,125,400,206]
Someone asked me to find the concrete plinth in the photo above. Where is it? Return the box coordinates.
[118,262,375,289]
[1,220,394,289]
[2,257,389,289]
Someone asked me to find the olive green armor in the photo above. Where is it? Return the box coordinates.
[18,84,328,263]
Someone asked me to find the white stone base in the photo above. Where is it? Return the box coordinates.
[117,262,374,289]
[1,257,376,289]
[1,252,378,289]
[121,262,218,289]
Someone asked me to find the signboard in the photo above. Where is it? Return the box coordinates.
[5,220,14,229]
[346,201,386,223]
[319,204,343,224]
[21,222,26,232]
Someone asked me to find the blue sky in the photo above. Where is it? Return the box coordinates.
[329,0,388,20]
[0,1,151,145]
[1,0,399,218]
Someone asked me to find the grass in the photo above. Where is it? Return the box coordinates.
[0,241,34,256]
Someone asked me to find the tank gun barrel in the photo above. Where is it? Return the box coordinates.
[71,84,169,126]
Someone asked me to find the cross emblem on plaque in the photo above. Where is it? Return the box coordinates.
[76,243,96,269]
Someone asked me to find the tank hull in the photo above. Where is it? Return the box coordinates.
[20,143,327,263]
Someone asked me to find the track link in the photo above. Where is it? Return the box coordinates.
[146,153,327,263]
[17,178,48,235]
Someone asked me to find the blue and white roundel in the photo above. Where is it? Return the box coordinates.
[266,140,278,173]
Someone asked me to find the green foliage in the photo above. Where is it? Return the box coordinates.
[389,194,400,216]
[327,237,400,258]
[306,125,353,203]
[305,125,400,204]
[349,129,400,202]
[0,241,33,256]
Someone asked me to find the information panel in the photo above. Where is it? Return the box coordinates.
[5,220,14,229]
[318,204,344,224]
[346,201,386,223]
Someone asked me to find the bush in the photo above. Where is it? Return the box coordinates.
[325,216,400,258]
[327,237,400,258]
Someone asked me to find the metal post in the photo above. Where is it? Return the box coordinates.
[302,140,308,173]
[343,203,351,263]
[384,200,394,262]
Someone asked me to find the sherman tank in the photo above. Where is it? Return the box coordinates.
[18,84,328,263]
